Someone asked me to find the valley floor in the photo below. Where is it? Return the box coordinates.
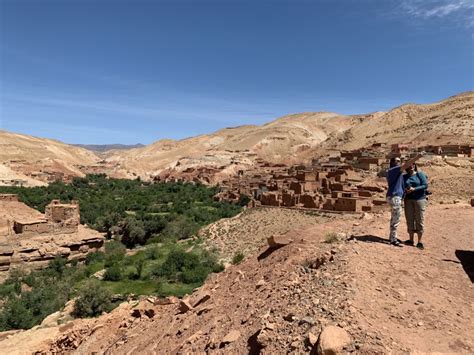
[1,203,473,354]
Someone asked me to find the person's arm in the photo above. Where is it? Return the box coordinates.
[400,153,424,171]
[406,171,428,194]
[413,172,428,191]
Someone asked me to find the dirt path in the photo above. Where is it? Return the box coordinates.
[3,204,472,354]
[347,203,474,353]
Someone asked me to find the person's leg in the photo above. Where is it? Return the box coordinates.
[404,199,415,244]
[415,199,427,248]
[389,196,402,245]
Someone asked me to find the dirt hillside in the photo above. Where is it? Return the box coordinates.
[315,92,474,153]
[103,92,473,180]
[2,203,470,354]
[0,131,101,186]
[0,131,99,165]
[102,112,359,179]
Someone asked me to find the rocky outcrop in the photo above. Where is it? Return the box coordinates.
[0,225,105,281]
[0,196,105,281]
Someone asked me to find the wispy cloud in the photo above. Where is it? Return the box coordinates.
[398,0,474,27]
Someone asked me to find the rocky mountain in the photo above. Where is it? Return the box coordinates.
[102,92,473,180]
[100,112,359,179]
[315,91,474,153]
[0,92,472,184]
[0,131,100,165]
[0,131,101,186]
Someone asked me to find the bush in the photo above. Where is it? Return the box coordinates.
[180,265,209,283]
[0,264,72,331]
[232,251,245,265]
[160,216,199,241]
[104,264,123,281]
[0,298,33,330]
[238,194,251,207]
[324,232,339,244]
[120,217,146,248]
[49,257,67,274]
[85,251,105,265]
[104,241,126,267]
[73,281,113,318]
[154,248,223,284]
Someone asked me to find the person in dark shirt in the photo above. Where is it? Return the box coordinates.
[386,153,423,246]
[403,163,429,250]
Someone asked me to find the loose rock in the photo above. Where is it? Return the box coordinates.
[316,326,352,355]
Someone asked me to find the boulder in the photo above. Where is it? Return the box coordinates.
[193,292,211,307]
[308,332,318,347]
[221,330,241,346]
[40,311,61,328]
[267,235,291,248]
[316,326,351,355]
[155,296,179,305]
[178,299,193,314]
[92,269,106,280]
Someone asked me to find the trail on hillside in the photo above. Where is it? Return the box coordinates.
[1,204,472,354]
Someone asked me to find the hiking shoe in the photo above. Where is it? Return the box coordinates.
[416,242,424,250]
[404,240,415,246]
[390,240,403,247]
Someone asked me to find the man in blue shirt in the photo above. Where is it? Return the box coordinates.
[386,153,423,246]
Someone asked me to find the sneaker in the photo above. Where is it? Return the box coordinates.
[404,240,415,246]
[416,242,424,250]
[390,240,403,247]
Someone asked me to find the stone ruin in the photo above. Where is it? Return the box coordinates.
[0,195,104,280]
[12,199,80,236]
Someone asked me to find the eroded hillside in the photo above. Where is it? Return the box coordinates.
[102,92,473,181]
[2,203,471,354]
[0,131,100,186]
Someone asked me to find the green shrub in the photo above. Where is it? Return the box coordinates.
[154,248,222,284]
[49,256,67,274]
[85,251,105,265]
[144,245,162,260]
[104,241,126,267]
[73,281,113,318]
[238,194,251,206]
[0,298,33,330]
[0,263,72,331]
[232,251,245,265]
[180,265,209,283]
[160,216,199,241]
[104,264,123,281]
[120,217,146,248]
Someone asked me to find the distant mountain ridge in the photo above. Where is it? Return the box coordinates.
[0,92,472,185]
[73,143,145,152]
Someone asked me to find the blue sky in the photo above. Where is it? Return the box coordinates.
[1,0,473,144]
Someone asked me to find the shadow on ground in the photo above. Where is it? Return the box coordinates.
[349,234,389,245]
[257,245,284,261]
[455,250,474,283]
